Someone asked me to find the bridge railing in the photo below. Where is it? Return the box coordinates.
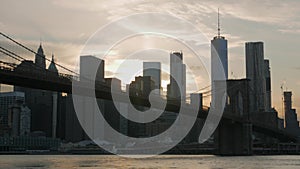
[58,72,79,81]
[0,65,13,72]
[0,61,17,71]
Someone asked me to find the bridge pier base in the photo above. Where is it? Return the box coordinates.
[214,121,253,156]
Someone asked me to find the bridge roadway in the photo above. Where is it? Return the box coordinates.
[0,62,297,142]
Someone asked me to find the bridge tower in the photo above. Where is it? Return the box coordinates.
[214,79,253,155]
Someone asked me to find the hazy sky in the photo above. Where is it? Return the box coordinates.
[1,0,300,119]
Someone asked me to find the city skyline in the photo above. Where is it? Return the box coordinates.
[0,0,300,120]
[0,27,299,156]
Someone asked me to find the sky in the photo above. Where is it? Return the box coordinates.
[0,0,300,120]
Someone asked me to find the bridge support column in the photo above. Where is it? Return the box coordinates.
[215,121,253,155]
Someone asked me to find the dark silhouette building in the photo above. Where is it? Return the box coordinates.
[264,60,272,111]
[48,54,59,75]
[129,76,155,99]
[284,91,300,136]
[128,76,155,137]
[245,42,267,112]
[14,45,62,138]
[8,99,31,137]
[35,43,46,69]
[63,55,108,142]
[143,62,161,95]
[0,92,27,136]
[167,52,186,103]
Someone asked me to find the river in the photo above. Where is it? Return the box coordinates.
[0,155,300,168]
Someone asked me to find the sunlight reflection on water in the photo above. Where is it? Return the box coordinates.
[0,155,300,169]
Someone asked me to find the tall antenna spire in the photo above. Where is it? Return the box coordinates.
[218,8,220,37]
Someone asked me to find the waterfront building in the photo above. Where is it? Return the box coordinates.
[143,62,161,95]
[245,42,267,112]
[8,100,31,136]
[0,92,25,135]
[284,91,300,136]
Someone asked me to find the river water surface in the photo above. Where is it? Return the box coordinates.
[0,155,300,169]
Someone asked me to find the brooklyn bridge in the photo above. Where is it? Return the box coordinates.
[0,32,299,155]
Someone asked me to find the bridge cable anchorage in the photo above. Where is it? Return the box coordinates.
[0,32,79,76]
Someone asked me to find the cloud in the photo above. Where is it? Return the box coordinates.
[105,70,116,77]
[51,0,300,31]
[0,36,84,74]
[2,0,300,106]
[209,0,299,24]
[279,29,300,34]
[52,0,143,12]
[292,67,300,70]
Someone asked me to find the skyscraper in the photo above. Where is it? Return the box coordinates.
[211,10,228,109]
[129,76,155,99]
[168,51,186,102]
[264,59,272,111]
[80,55,105,83]
[211,9,228,82]
[143,62,161,95]
[245,42,267,112]
[128,76,156,137]
[48,54,59,138]
[35,44,46,69]
[284,91,300,135]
